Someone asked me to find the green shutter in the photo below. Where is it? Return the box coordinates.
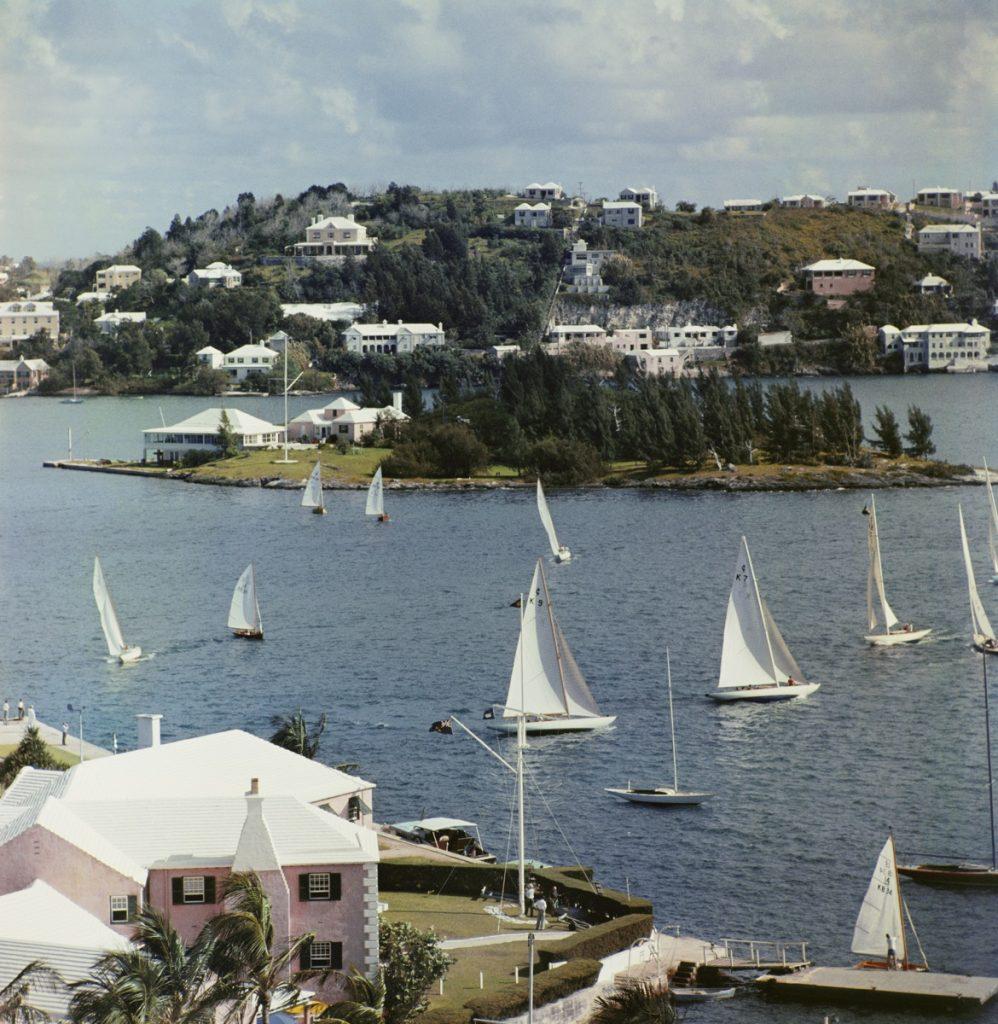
[299,873,311,901]
[299,942,312,971]
[127,895,138,921]
[172,878,184,905]
[330,873,341,901]
[204,877,216,904]
[331,942,343,970]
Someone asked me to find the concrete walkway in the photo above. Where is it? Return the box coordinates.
[0,714,109,760]
[441,930,575,950]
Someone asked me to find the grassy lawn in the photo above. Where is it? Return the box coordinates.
[186,447,391,484]
[0,743,80,767]
[431,943,532,1015]
[380,891,569,941]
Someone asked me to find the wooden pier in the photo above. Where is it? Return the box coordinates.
[757,966,998,1010]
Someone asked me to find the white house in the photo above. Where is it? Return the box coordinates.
[619,186,658,209]
[222,344,280,381]
[605,328,654,353]
[195,345,224,369]
[724,199,764,214]
[562,239,613,294]
[142,408,284,461]
[293,214,376,261]
[94,265,141,292]
[780,194,828,208]
[187,262,242,289]
[626,348,687,377]
[94,311,147,334]
[262,330,291,354]
[75,291,112,306]
[664,323,739,348]
[288,394,408,443]
[879,321,991,371]
[547,324,607,347]
[916,223,982,259]
[979,192,998,226]
[847,187,897,209]
[601,201,643,229]
[0,357,50,394]
[522,182,563,201]
[915,187,963,208]
[343,321,446,355]
[514,203,552,228]
[486,344,522,361]
[281,302,365,323]
[915,274,951,295]
[0,301,60,346]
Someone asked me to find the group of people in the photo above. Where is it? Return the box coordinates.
[524,879,562,930]
[1,698,27,724]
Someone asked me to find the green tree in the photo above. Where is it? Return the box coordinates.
[0,727,66,789]
[839,324,877,373]
[589,981,675,1024]
[871,405,903,457]
[269,710,327,760]
[401,375,423,418]
[319,969,384,1024]
[905,405,936,458]
[524,437,605,485]
[216,410,238,458]
[378,922,452,1024]
[1,960,60,1024]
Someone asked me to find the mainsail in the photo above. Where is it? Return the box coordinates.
[92,556,127,658]
[851,835,907,963]
[228,564,262,634]
[366,466,384,517]
[959,506,994,642]
[866,497,899,633]
[718,537,780,689]
[986,459,998,576]
[301,461,324,510]
[536,479,562,558]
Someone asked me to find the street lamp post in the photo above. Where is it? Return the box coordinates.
[67,703,86,763]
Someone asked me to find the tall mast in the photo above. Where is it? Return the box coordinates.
[890,831,908,968]
[667,649,679,792]
[984,653,996,871]
[517,594,527,915]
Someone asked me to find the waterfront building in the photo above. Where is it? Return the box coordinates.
[547,324,607,347]
[514,202,552,228]
[94,311,147,334]
[626,347,687,377]
[94,265,141,292]
[0,301,59,346]
[522,182,563,201]
[343,320,446,355]
[915,273,951,295]
[0,357,50,393]
[292,214,376,262]
[605,328,654,353]
[801,258,876,297]
[142,407,283,460]
[281,301,365,322]
[222,343,280,381]
[915,187,963,208]
[195,345,224,369]
[879,320,991,371]
[187,261,242,289]
[288,393,407,443]
[847,187,897,209]
[663,323,739,348]
[618,186,658,209]
[780,194,827,208]
[723,199,764,213]
[601,200,643,229]
[916,223,983,259]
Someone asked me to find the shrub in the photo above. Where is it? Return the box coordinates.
[523,436,605,485]
[179,449,218,467]
[535,914,653,968]
[462,959,601,1020]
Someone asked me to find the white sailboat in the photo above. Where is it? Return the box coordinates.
[864,496,931,645]
[536,478,571,563]
[959,506,997,655]
[709,536,819,702]
[366,466,389,521]
[228,563,263,640]
[301,460,326,515]
[985,459,998,584]
[606,649,711,804]
[852,834,926,971]
[92,556,141,664]
[487,558,615,734]
[61,365,83,404]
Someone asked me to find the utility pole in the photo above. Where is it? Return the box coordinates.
[527,931,535,1024]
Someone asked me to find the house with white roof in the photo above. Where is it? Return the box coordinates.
[979,192,998,225]
[723,199,764,214]
[562,239,614,294]
[916,223,982,259]
[522,182,563,201]
[94,310,147,334]
[619,186,658,209]
[0,300,60,346]
[801,258,876,297]
[142,408,284,461]
[915,273,951,295]
[281,302,365,323]
[195,345,224,369]
[187,261,242,289]
[604,328,655,353]
[780,194,827,209]
[879,321,991,371]
[663,323,739,351]
[94,265,141,292]
[288,394,408,443]
[222,343,280,381]
[916,187,963,209]
[0,357,50,394]
[547,324,608,348]
[75,290,112,306]
[847,187,897,209]
[0,722,379,1000]
[601,200,643,229]
[343,321,446,355]
[626,348,687,377]
[514,203,552,228]
[293,214,376,261]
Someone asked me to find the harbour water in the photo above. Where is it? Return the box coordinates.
[1,374,997,1024]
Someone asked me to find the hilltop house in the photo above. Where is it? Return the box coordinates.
[95,311,147,334]
[343,321,446,355]
[601,200,643,229]
[618,186,658,209]
[916,223,982,259]
[0,722,379,1001]
[979,192,998,226]
[847,187,897,209]
[563,239,613,294]
[514,203,552,228]
[915,274,951,296]
[293,214,376,262]
[187,262,242,289]
[879,321,991,371]
[801,258,875,297]
[915,187,963,208]
[75,291,112,306]
[780,194,827,208]
[222,343,280,381]
[723,199,764,214]
[0,301,60,346]
[0,356,50,393]
[522,182,563,201]
[288,394,408,443]
[94,265,141,292]
[142,408,283,461]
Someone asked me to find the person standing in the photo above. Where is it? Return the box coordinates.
[2,699,8,724]
[534,894,547,931]
[16,699,24,721]
[62,723,69,746]
[524,879,536,917]
[27,705,35,726]
[886,933,898,970]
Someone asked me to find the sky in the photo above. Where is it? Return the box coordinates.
[1,0,996,260]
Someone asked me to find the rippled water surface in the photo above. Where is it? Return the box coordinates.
[1,375,997,1024]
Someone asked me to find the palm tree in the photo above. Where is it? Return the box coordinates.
[319,970,384,1024]
[0,961,60,1024]
[205,872,314,1024]
[269,710,326,760]
[589,981,675,1024]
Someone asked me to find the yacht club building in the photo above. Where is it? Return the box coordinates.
[142,407,284,461]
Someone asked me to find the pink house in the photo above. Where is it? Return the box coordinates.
[802,258,876,297]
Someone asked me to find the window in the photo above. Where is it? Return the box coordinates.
[302,940,342,971]
[110,895,136,924]
[184,876,205,903]
[299,871,341,901]
[308,873,331,900]
[171,875,216,905]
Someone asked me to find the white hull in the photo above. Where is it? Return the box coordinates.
[709,682,820,703]
[605,786,710,806]
[972,634,998,655]
[671,988,736,1003]
[118,646,142,664]
[488,714,616,735]
[555,547,572,563]
[866,627,932,646]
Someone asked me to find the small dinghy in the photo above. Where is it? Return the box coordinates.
[366,465,389,522]
[301,460,326,515]
[537,478,571,563]
[959,505,998,655]
[670,987,736,1003]
[92,556,142,664]
[228,563,263,639]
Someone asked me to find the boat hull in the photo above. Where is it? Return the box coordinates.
[605,787,710,806]
[866,627,932,646]
[671,988,735,1003]
[487,714,616,735]
[898,863,998,888]
[311,507,327,516]
[231,629,264,640]
[555,547,572,563]
[972,635,998,655]
[118,646,142,664]
[708,682,820,703]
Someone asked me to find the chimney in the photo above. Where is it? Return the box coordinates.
[391,390,403,413]
[249,777,259,795]
[136,713,162,748]
[398,319,403,325]
[232,777,281,871]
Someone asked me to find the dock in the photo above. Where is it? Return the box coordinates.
[757,966,998,1010]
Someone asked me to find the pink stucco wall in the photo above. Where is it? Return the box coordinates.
[806,270,875,296]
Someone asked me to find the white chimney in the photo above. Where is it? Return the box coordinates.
[232,777,281,871]
[136,713,162,748]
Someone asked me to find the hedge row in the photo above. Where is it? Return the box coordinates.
[462,958,602,1021]
[535,914,653,968]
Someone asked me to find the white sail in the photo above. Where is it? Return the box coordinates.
[866,497,899,633]
[959,506,994,641]
[301,461,324,510]
[851,835,907,963]
[761,599,806,682]
[228,564,262,634]
[986,459,998,576]
[718,537,779,690]
[366,466,384,517]
[536,479,562,558]
[554,621,601,717]
[92,556,127,658]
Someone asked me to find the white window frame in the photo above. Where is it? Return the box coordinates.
[183,876,206,904]
[110,895,130,924]
[310,941,333,968]
[308,872,332,900]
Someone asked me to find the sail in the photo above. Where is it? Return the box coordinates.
[718,537,778,689]
[228,564,262,633]
[366,466,384,517]
[986,459,998,575]
[92,556,126,657]
[554,622,601,717]
[536,479,562,557]
[503,560,570,719]
[301,461,324,509]
[959,506,994,641]
[761,599,806,683]
[851,836,907,962]
[866,498,898,632]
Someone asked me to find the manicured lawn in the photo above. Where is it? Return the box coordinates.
[380,890,569,940]
[0,743,79,767]
[431,943,533,1015]
[188,447,391,484]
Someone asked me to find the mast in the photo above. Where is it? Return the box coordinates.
[667,648,678,791]
[890,831,908,968]
[516,712,527,916]
[985,653,996,871]
[744,538,778,683]
[538,561,571,714]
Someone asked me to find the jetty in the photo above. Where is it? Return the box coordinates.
[757,966,998,1010]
